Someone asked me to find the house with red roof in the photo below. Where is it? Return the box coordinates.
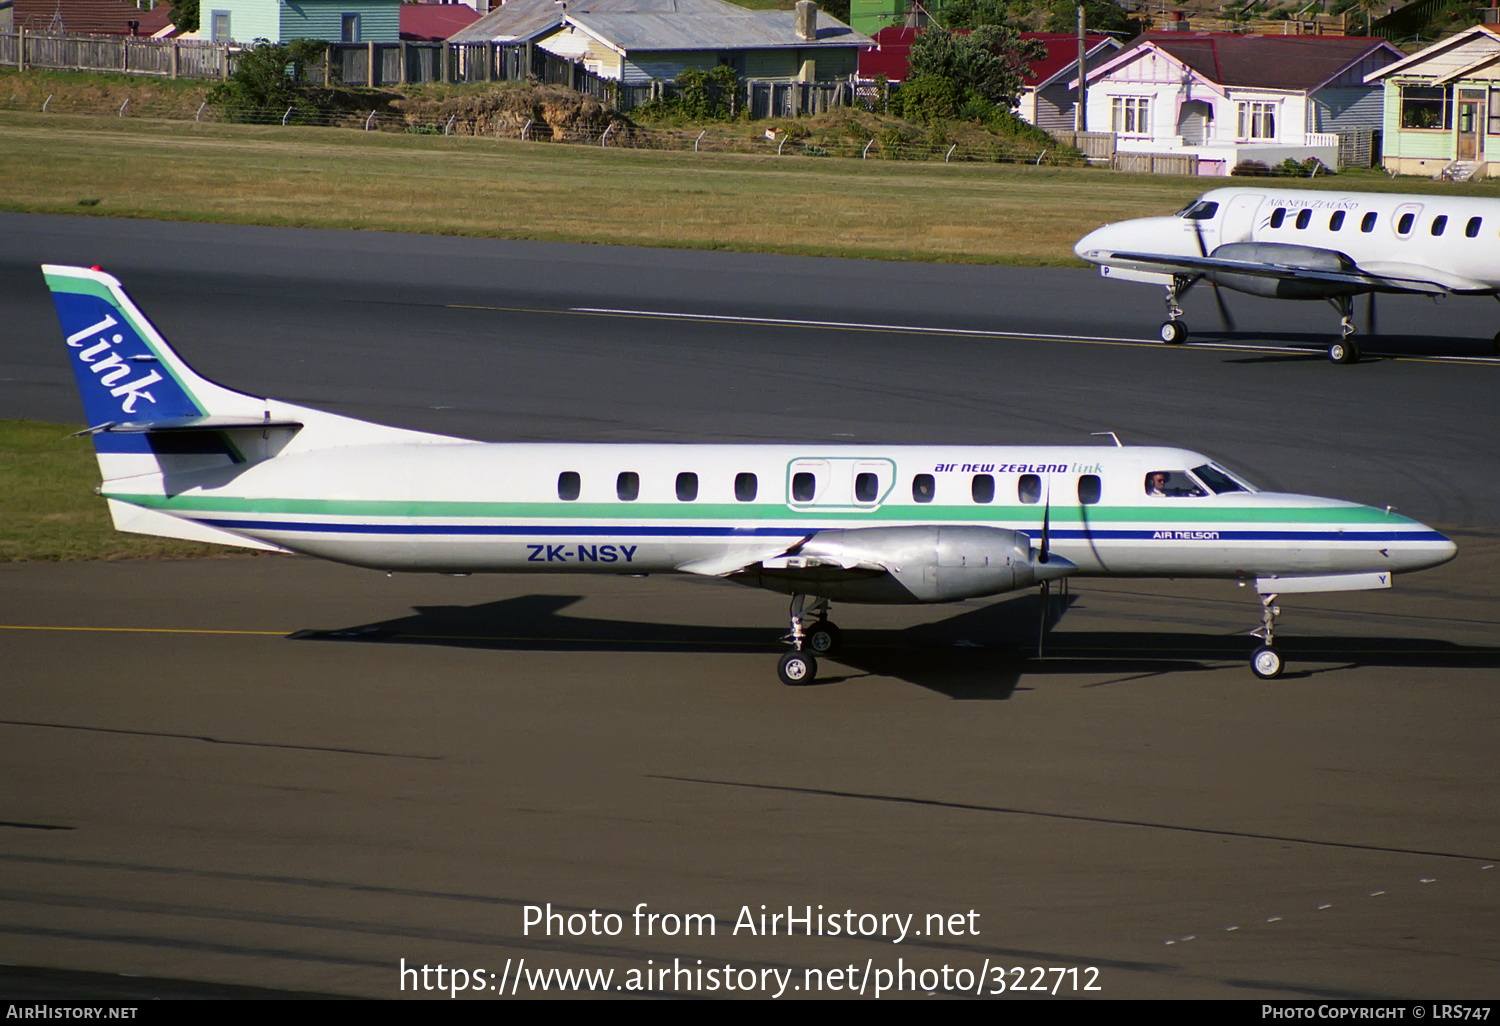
[11,0,175,35]
[1076,33,1403,175]
[857,27,1121,135]
[401,1,479,42]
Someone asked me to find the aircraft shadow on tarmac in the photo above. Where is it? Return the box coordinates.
[290,593,1499,699]
[1180,329,1500,360]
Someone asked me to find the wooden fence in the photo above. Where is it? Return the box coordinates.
[1113,152,1199,176]
[0,29,236,78]
[1052,130,1115,162]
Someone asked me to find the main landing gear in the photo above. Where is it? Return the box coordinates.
[777,594,841,685]
[1248,592,1284,679]
[1327,296,1361,365]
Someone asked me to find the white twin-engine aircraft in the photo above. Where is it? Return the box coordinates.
[1074,187,1500,364]
[46,264,1456,684]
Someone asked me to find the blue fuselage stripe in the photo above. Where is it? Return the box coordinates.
[195,518,1449,543]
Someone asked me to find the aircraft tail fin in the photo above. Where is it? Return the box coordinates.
[44,264,465,497]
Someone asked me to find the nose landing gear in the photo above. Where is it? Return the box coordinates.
[1249,592,1284,679]
[1160,277,1193,344]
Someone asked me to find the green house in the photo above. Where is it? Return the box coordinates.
[202,0,401,44]
[1367,23,1500,179]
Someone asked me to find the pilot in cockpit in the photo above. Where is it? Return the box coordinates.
[1146,471,1205,498]
[1148,472,1170,497]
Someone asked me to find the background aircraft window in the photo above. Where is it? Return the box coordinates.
[1294,209,1311,229]
[1018,474,1041,504]
[1431,215,1448,236]
[912,474,934,503]
[558,471,581,501]
[1361,211,1377,232]
[735,472,757,502]
[1398,212,1415,235]
[675,472,698,501]
[1466,216,1482,238]
[855,472,878,503]
[971,474,995,503]
[1329,211,1345,231]
[1183,201,1218,220]
[616,471,639,502]
[1269,208,1286,228]
[792,472,815,503]
[1079,475,1102,505]
[1190,464,1244,494]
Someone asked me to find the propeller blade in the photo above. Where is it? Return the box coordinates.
[1192,219,1208,257]
[1038,487,1051,564]
[1212,283,1237,332]
[1366,292,1377,335]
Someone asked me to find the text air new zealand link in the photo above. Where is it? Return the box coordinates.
[523,903,979,943]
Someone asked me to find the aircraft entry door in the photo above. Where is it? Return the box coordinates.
[786,458,895,514]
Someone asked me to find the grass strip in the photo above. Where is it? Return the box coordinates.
[12,112,1499,265]
[0,420,232,561]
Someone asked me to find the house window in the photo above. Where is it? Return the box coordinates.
[341,13,361,42]
[1489,88,1500,134]
[210,11,230,41]
[1237,101,1276,140]
[1111,97,1150,135]
[1399,85,1450,130]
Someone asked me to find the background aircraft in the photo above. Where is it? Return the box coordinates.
[46,264,1456,682]
[1074,187,1500,363]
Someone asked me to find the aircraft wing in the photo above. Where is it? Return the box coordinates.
[1104,251,1492,295]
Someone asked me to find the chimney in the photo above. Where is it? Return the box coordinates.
[795,0,816,42]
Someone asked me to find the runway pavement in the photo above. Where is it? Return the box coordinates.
[1,215,1497,999]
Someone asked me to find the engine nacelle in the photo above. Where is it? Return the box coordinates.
[745,525,1076,604]
[1208,242,1362,300]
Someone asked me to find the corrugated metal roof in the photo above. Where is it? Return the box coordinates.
[450,0,870,48]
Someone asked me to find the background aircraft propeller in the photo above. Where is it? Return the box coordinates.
[1192,219,1237,332]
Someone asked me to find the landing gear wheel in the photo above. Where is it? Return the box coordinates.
[1329,339,1361,364]
[1160,321,1188,345]
[804,621,841,656]
[1250,646,1284,680]
[777,650,817,686]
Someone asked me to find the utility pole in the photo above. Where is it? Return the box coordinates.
[1075,4,1088,132]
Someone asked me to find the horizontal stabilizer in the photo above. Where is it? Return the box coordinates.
[74,416,305,436]
[1255,572,1392,595]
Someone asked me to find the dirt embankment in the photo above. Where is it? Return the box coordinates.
[392,83,632,140]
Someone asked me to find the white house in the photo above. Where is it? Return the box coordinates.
[1076,33,1404,176]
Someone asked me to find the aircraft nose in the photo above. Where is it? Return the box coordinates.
[1395,520,1457,572]
[1074,226,1109,261]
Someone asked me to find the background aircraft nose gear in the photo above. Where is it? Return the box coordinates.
[780,594,839,683]
[1160,277,1193,344]
[1328,296,1362,364]
[1249,593,1284,679]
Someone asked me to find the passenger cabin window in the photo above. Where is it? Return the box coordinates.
[1269,208,1286,228]
[1361,211,1377,233]
[1294,209,1311,230]
[616,471,639,501]
[1078,475,1102,505]
[1018,473,1041,504]
[558,471,581,501]
[1145,471,1206,498]
[1431,215,1448,236]
[1467,216,1483,238]
[675,472,698,501]
[971,474,995,504]
[912,474,935,503]
[735,472,757,501]
[1329,211,1345,231]
[792,472,815,503]
[855,472,879,503]
[1397,212,1416,235]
